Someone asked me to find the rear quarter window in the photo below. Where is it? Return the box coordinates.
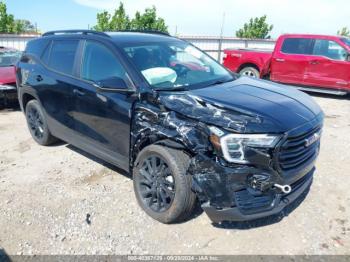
[281,38,313,55]
[25,39,50,58]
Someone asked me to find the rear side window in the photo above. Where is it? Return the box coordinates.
[47,40,79,75]
[281,38,313,55]
[81,41,127,82]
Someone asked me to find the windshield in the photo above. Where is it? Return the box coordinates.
[122,41,234,90]
[0,50,21,67]
[340,38,350,48]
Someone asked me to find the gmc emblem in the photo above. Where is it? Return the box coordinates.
[305,132,320,147]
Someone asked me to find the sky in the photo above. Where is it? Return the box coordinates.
[4,0,350,38]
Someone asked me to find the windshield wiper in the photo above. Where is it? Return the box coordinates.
[207,78,234,87]
[154,86,188,92]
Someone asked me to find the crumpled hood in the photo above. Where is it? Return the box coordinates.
[159,77,323,133]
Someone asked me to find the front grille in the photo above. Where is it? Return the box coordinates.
[278,126,321,171]
[285,169,313,196]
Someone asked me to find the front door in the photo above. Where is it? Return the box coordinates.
[304,39,350,90]
[71,40,136,170]
[270,37,314,85]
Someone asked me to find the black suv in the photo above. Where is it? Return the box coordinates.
[16,30,324,224]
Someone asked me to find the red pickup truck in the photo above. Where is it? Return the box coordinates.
[223,34,350,95]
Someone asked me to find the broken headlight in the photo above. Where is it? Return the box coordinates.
[210,128,280,164]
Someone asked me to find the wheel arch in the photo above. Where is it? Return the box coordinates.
[21,93,37,112]
[131,137,192,169]
[237,63,260,74]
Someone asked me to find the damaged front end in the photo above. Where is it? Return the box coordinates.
[131,92,320,223]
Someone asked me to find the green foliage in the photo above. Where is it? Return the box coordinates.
[110,2,131,30]
[93,2,168,33]
[0,1,14,33]
[131,7,167,32]
[94,11,112,31]
[13,19,36,33]
[236,15,273,39]
[337,27,350,37]
[0,1,36,33]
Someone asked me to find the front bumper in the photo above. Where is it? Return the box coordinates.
[190,149,316,223]
[190,116,322,223]
[201,170,313,222]
[0,84,18,106]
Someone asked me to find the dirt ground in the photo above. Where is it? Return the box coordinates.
[0,93,349,255]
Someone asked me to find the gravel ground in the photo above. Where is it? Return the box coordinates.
[0,93,349,255]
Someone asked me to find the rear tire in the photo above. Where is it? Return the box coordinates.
[133,145,196,224]
[25,100,57,146]
[239,66,260,78]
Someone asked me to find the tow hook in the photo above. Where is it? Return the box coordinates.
[274,183,292,194]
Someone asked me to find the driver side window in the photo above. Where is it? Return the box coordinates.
[312,39,348,61]
[81,41,128,83]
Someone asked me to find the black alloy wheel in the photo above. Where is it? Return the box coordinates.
[137,155,175,212]
[27,106,45,140]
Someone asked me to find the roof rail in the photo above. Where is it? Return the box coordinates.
[42,30,110,38]
[114,30,170,36]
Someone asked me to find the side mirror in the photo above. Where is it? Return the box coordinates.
[347,54,350,62]
[96,77,129,90]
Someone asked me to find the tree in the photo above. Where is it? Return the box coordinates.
[94,11,112,31]
[0,1,36,34]
[337,27,350,37]
[236,15,273,39]
[131,6,167,32]
[110,2,131,30]
[93,2,168,33]
[0,1,14,33]
[13,19,36,34]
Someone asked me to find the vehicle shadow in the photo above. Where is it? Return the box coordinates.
[306,91,350,100]
[212,184,311,230]
[65,144,205,222]
[0,102,21,112]
[0,248,11,262]
[66,144,131,180]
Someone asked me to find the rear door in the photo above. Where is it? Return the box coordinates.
[270,38,313,85]
[303,39,350,90]
[71,40,136,170]
[37,39,80,141]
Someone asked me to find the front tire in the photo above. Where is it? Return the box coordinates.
[25,100,57,146]
[239,66,260,78]
[133,145,196,224]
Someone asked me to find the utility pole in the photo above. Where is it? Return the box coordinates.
[218,12,225,62]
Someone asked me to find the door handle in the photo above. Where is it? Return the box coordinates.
[36,75,43,82]
[310,60,320,65]
[275,58,285,62]
[73,89,85,96]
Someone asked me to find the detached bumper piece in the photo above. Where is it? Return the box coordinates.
[202,171,313,223]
